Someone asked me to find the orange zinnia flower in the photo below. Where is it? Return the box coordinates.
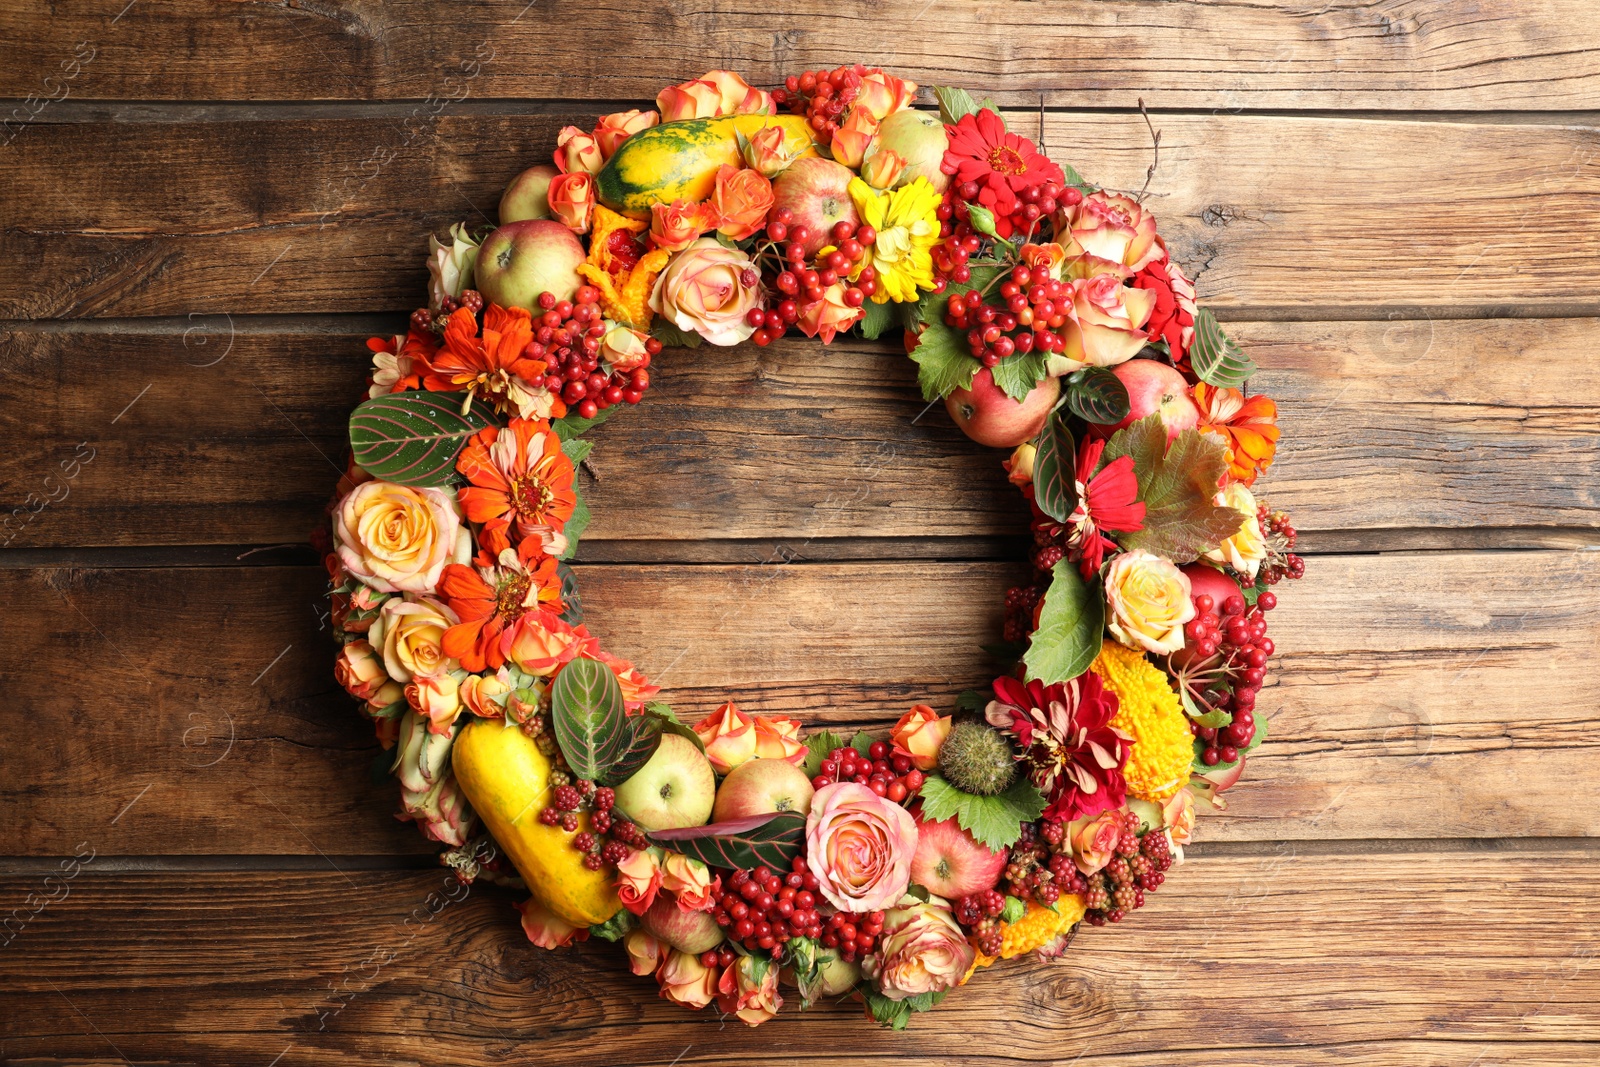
[424,304,560,418]
[438,539,565,672]
[456,419,578,560]
[1192,382,1280,486]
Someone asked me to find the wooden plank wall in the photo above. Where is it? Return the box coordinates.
[1,2,1597,1064]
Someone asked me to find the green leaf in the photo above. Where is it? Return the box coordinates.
[589,909,636,941]
[803,729,848,778]
[550,657,628,783]
[908,318,981,402]
[849,731,876,759]
[1000,895,1028,924]
[934,86,981,126]
[1030,411,1077,523]
[562,480,591,560]
[1023,562,1104,685]
[643,701,704,754]
[561,436,594,467]
[990,351,1050,402]
[1193,707,1267,771]
[1101,414,1245,563]
[1065,367,1131,425]
[860,984,915,1030]
[1179,686,1233,730]
[1059,163,1097,194]
[955,690,987,713]
[650,811,807,871]
[917,775,1046,850]
[858,296,898,340]
[601,714,663,787]
[898,298,925,335]
[650,318,701,349]
[553,403,617,441]
[1189,308,1256,389]
[348,390,495,487]
[555,561,584,626]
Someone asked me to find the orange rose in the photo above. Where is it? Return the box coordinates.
[406,673,462,735]
[890,704,951,771]
[795,281,863,345]
[860,147,906,190]
[657,949,719,1009]
[741,123,803,177]
[553,125,603,175]
[1020,241,1069,282]
[516,897,586,949]
[830,106,879,169]
[593,108,659,160]
[458,670,513,719]
[710,164,774,241]
[615,846,663,915]
[716,953,782,1026]
[650,198,714,253]
[334,639,388,702]
[752,715,807,764]
[661,852,719,912]
[547,171,595,235]
[625,928,667,976]
[693,701,757,774]
[657,70,772,122]
[504,612,596,676]
[853,70,918,121]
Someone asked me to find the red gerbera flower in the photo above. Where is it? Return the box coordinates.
[941,108,1065,236]
[985,672,1130,823]
[1068,436,1146,578]
[438,538,565,672]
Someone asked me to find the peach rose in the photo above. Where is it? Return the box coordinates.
[516,897,585,949]
[657,70,773,122]
[805,782,917,913]
[615,846,664,916]
[657,949,719,1009]
[717,954,782,1026]
[596,649,661,710]
[593,108,659,160]
[890,705,951,771]
[860,147,906,190]
[710,164,774,241]
[334,481,463,594]
[547,171,595,235]
[504,612,596,676]
[1005,442,1036,487]
[1162,789,1195,861]
[795,281,863,345]
[741,123,803,178]
[830,105,879,169]
[853,71,918,122]
[661,852,720,912]
[553,125,603,175]
[625,927,667,976]
[600,323,651,372]
[334,639,388,702]
[458,669,513,719]
[1020,241,1069,282]
[1067,809,1124,875]
[1103,549,1196,655]
[407,672,463,735]
[649,237,762,346]
[1204,483,1266,580]
[753,715,807,764]
[375,596,459,681]
[693,701,758,774]
[862,898,974,1000]
[650,198,714,253]
[1056,271,1157,370]
[365,679,406,721]
[1060,191,1163,273]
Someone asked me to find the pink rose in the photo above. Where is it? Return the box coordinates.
[334,639,388,702]
[657,949,718,1009]
[717,954,782,1026]
[547,171,595,235]
[661,852,720,912]
[593,108,659,160]
[614,846,663,915]
[516,897,586,949]
[692,701,758,774]
[752,715,807,764]
[553,125,603,175]
[890,704,951,771]
[1059,190,1163,273]
[795,281,863,345]
[805,782,917,913]
[649,237,763,346]
[1067,810,1124,875]
[1055,270,1157,370]
[624,927,667,976]
[862,899,975,1000]
[709,164,774,241]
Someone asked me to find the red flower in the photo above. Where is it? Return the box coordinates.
[985,673,1130,823]
[438,538,565,672]
[1131,258,1198,369]
[1068,436,1145,578]
[941,109,1064,237]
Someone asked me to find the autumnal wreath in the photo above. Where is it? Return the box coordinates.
[320,66,1303,1029]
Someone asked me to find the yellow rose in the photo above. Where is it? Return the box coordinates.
[1103,549,1195,655]
[1204,483,1267,580]
[890,704,951,771]
[692,701,758,774]
[375,596,459,681]
[334,481,463,594]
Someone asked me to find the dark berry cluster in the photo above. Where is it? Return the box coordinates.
[1258,506,1306,584]
[710,858,825,955]
[953,889,1008,956]
[810,741,924,804]
[538,779,646,870]
[1079,813,1174,926]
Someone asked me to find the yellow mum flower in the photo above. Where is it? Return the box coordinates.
[847,176,941,305]
[1092,641,1193,802]
[962,896,1088,982]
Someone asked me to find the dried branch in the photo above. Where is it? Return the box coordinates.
[1135,97,1162,203]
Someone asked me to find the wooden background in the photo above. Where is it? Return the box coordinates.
[2,1,1598,1063]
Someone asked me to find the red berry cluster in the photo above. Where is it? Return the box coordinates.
[1078,812,1174,926]
[538,780,647,870]
[772,64,872,141]
[1179,591,1274,765]
[530,286,657,420]
[952,889,1008,955]
[945,261,1080,367]
[710,858,825,955]
[751,212,879,346]
[1258,506,1306,584]
[810,741,925,804]
[821,907,885,964]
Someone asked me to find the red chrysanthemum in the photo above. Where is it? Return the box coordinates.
[1068,436,1145,578]
[941,109,1065,236]
[985,672,1131,822]
[1131,258,1198,369]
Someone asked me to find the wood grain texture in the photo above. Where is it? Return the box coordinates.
[3,112,1597,318]
[3,852,1597,1064]
[3,550,1594,854]
[4,318,1598,549]
[5,0,1600,109]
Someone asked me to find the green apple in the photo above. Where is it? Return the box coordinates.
[474,219,585,310]
[500,164,559,223]
[868,108,950,193]
[613,733,716,831]
[711,758,815,822]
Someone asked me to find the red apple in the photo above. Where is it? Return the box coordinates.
[945,369,1061,448]
[711,758,815,822]
[1109,358,1200,441]
[499,164,559,223]
[474,218,585,310]
[910,814,1007,899]
[866,109,950,193]
[771,157,859,258]
[1181,563,1242,610]
[639,895,723,954]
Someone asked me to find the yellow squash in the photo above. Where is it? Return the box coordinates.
[451,718,621,927]
[595,113,819,218]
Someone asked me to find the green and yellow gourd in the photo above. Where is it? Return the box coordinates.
[595,113,819,218]
[452,718,622,927]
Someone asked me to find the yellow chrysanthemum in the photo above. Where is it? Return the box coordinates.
[961,896,1088,982]
[1092,640,1192,802]
[847,176,941,305]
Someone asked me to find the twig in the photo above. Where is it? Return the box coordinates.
[1135,97,1162,203]
[1038,91,1046,153]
